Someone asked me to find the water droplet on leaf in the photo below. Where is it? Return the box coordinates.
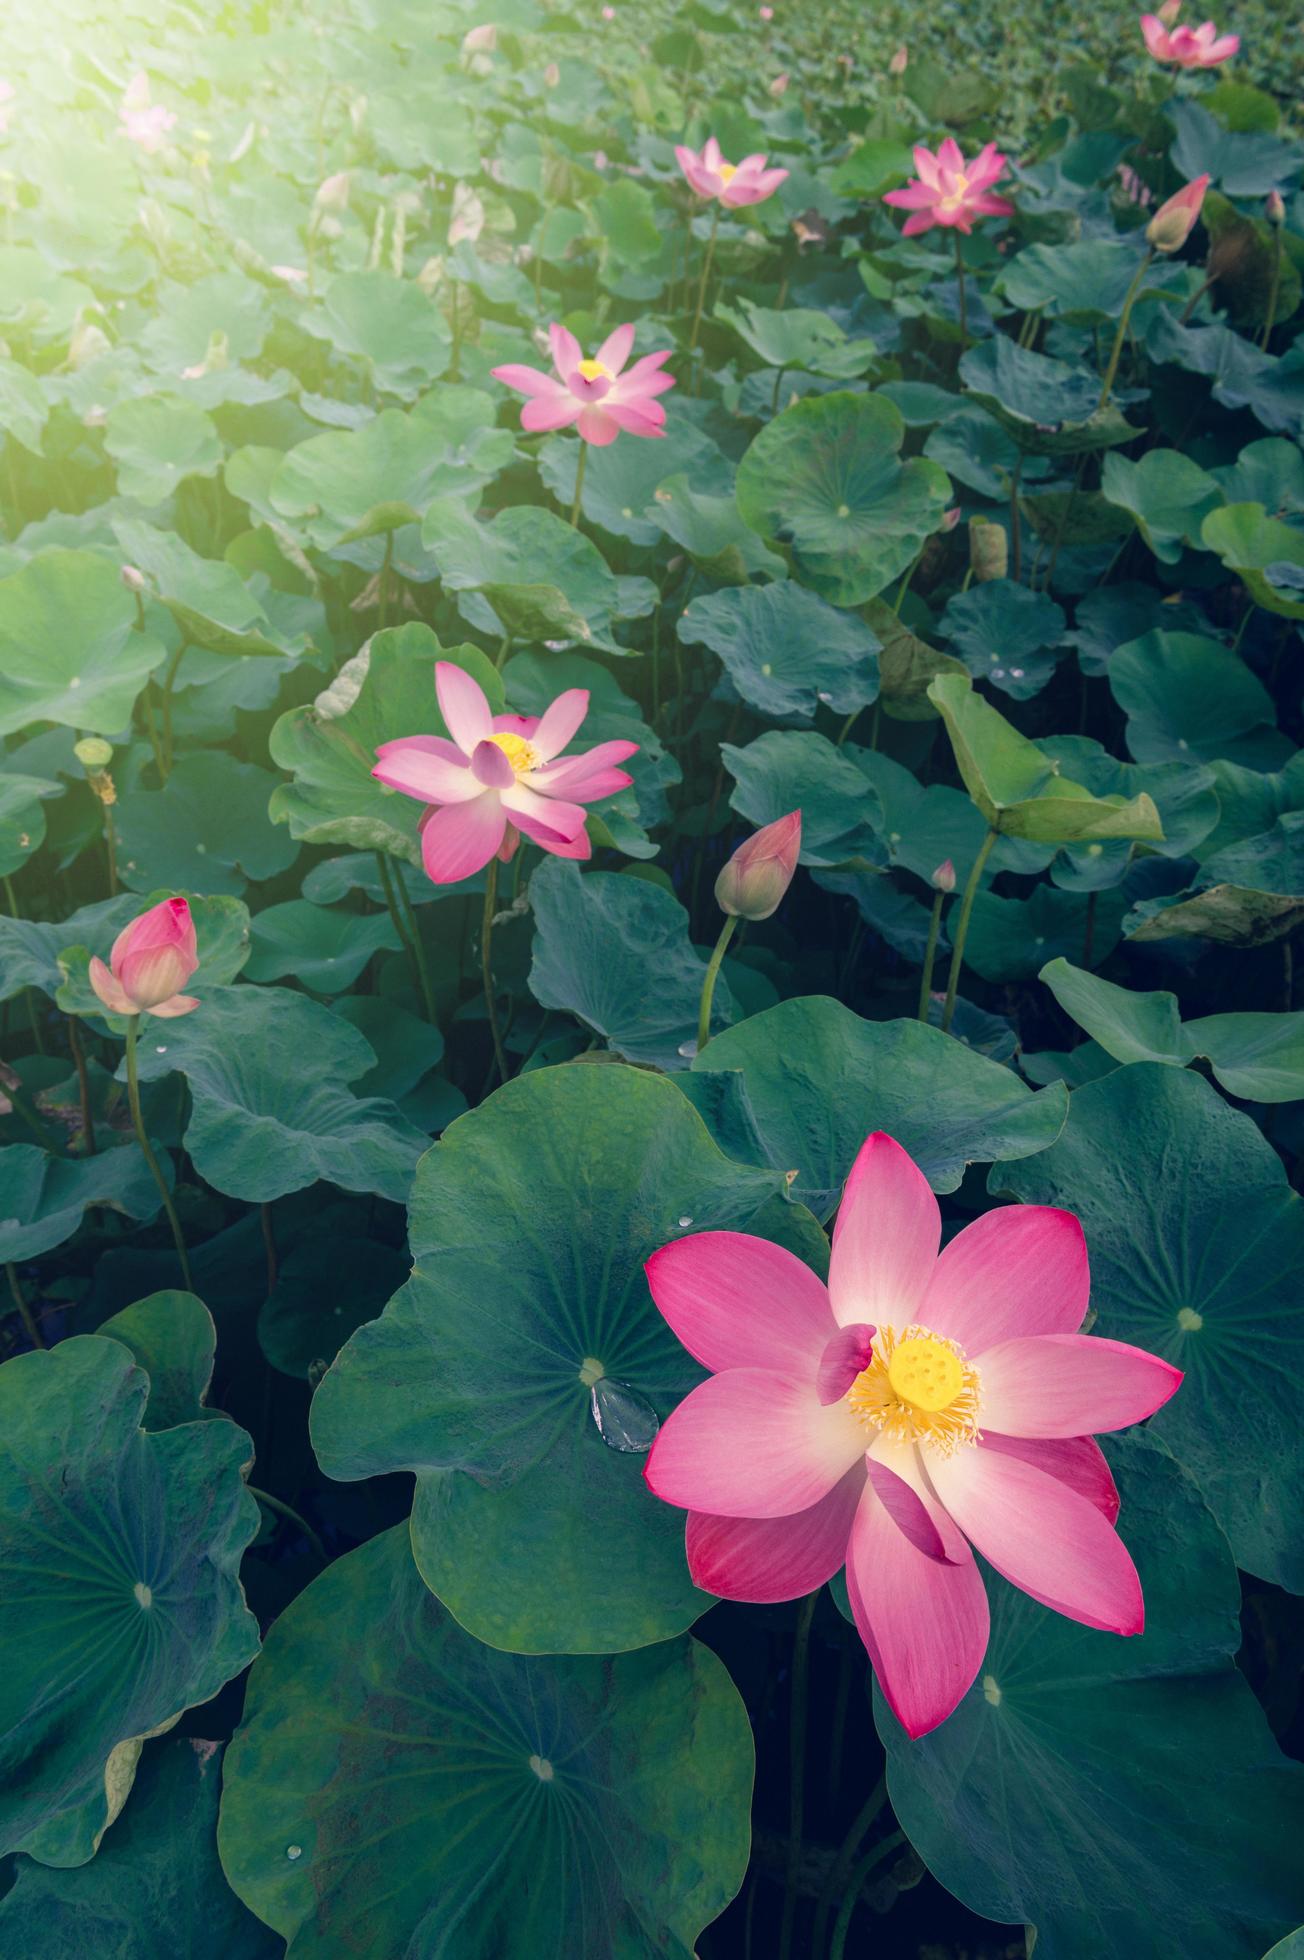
[590,1377,660,1453]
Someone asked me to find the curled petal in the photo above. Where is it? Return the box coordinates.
[685,1464,865,1603]
[499,782,588,840]
[470,739,516,789]
[548,322,583,377]
[88,956,135,1017]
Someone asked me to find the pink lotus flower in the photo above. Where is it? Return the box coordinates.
[491,323,675,447]
[1146,172,1210,252]
[89,897,200,1018]
[715,810,801,920]
[118,72,177,154]
[643,1132,1181,1738]
[1140,13,1239,64]
[373,662,639,883]
[675,137,789,209]
[883,138,1014,237]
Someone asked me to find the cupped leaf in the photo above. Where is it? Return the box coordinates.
[0,1143,164,1262]
[0,1337,260,1857]
[1202,502,1304,619]
[723,730,885,867]
[310,1065,816,1651]
[1101,449,1224,565]
[863,597,967,719]
[1126,811,1304,946]
[715,297,876,377]
[217,1527,753,1956]
[689,996,1067,1218]
[735,390,952,606]
[260,1232,410,1380]
[246,899,402,992]
[425,500,622,650]
[1108,629,1280,765]
[960,337,1140,454]
[301,271,452,399]
[96,1291,217,1430]
[112,518,309,658]
[0,550,167,738]
[679,582,880,722]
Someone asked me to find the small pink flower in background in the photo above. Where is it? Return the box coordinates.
[715,812,801,921]
[1117,163,1154,209]
[931,859,956,893]
[676,137,789,209]
[0,80,14,134]
[769,72,789,98]
[602,6,616,18]
[1156,0,1181,19]
[1146,172,1210,252]
[492,323,675,446]
[90,897,200,1018]
[1140,13,1239,64]
[543,61,561,87]
[883,138,1014,237]
[889,44,909,76]
[373,662,639,883]
[759,5,774,18]
[643,1131,1181,1738]
[118,72,177,154]
[1266,189,1286,226]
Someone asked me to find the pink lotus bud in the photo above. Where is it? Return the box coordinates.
[932,859,956,893]
[889,43,908,75]
[1146,172,1209,253]
[461,21,497,50]
[941,506,961,532]
[1266,189,1286,226]
[314,170,350,211]
[120,564,146,591]
[543,61,561,87]
[602,6,615,17]
[715,811,802,921]
[89,897,200,1019]
[769,72,789,97]
[759,5,774,18]
[1157,0,1181,21]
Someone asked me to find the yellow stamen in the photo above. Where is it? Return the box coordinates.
[847,1324,981,1456]
[576,357,611,382]
[718,162,737,185]
[487,731,539,774]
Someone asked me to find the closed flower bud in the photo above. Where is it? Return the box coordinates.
[969,514,1008,583]
[1266,189,1286,226]
[889,44,908,75]
[715,811,802,921]
[543,62,561,87]
[932,859,956,893]
[120,564,146,591]
[1146,173,1209,253]
[1157,0,1181,21]
[461,22,497,51]
[88,896,200,1019]
[314,170,351,211]
[769,72,789,97]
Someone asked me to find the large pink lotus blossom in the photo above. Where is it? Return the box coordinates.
[884,138,1014,238]
[1140,13,1239,64]
[643,1132,1181,1738]
[373,661,639,883]
[90,896,200,1018]
[118,72,178,154]
[491,323,675,447]
[675,137,789,209]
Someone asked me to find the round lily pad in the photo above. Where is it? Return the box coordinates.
[937,579,1066,701]
[245,899,402,993]
[217,1526,752,1957]
[1101,449,1225,565]
[301,271,452,401]
[103,396,222,507]
[678,582,880,722]
[1202,502,1304,620]
[114,751,300,897]
[0,550,168,739]
[723,729,886,867]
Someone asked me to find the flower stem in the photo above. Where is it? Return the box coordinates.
[6,1262,45,1349]
[941,827,997,1033]
[916,888,946,1021]
[1098,248,1153,410]
[246,1484,327,1563]
[569,439,588,528]
[777,1592,817,1960]
[688,203,720,392]
[124,1015,193,1290]
[67,1015,97,1154]
[828,1831,907,1960]
[1260,227,1283,351]
[377,852,437,1023]
[953,228,968,344]
[481,858,509,1088]
[696,914,737,1056]
[811,1774,888,1953]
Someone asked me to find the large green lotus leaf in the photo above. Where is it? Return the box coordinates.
[734,391,952,606]
[1039,736,1219,872]
[138,271,271,372]
[996,236,1171,320]
[863,597,967,719]
[268,625,503,864]
[1263,1935,1304,1960]
[0,356,49,454]
[111,518,308,658]
[0,550,168,738]
[1101,449,1225,565]
[270,411,466,550]
[0,771,62,879]
[96,1290,217,1431]
[0,1337,260,1858]
[424,500,621,650]
[1145,313,1304,438]
[1202,502,1304,619]
[260,1232,410,1380]
[246,899,402,993]
[1041,956,1304,1102]
[538,419,727,546]
[646,473,788,583]
[879,1432,1304,1960]
[1127,811,1304,946]
[715,297,877,377]
[370,88,479,173]
[959,337,1140,454]
[847,747,995,885]
[829,137,914,197]
[54,890,252,1028]
[127,986,427,1204]
[966,883,1124,982]
[310,1067,817,1651]
[937,579,1066,701]
[301,272,452,399]
[992,1064,1304,1588]
[114,751,300,896]
[723,729,886,868]
[928,675,1164,843]
[689,997,1067,1217]
[527,859,730,1070]
[0,1143,164,1262]
[0,1736,277,1958]
[1172,98,1304,199]
[1213,436,1304,515]
[217,1526,752,1956]
[678,582,880,721]
[331,996,444,1103]
[103,396,222,506]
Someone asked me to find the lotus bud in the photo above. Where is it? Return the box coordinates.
[120,564,146,592]
[969,514,1008,583]
[68,317,111,368]
[88,896,200,1019]
[1266,189,1286,227]
[1157,0,1181,21]
[932,859,956,894]
[543,61,561,87]
[769,72,789,97]
[759,5,774,17]
[715,811,802,921]
[941,506,961,532]
[889,44,908,75]
[314,170,351,212]
[461,22,497,52]
[1145,173,1209,253]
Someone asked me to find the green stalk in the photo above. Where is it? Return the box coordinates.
[6,1262,44,1348]
[695,914,737,1056]
[941,828,998,1034]
[1260,227,1283,351]
[953,228,968,344]
[1098,248,1153,410]
[828,1831,907,1960]
[569,439,588,528]
[811,1775,888,1954]
[124,1015,193,1290]
[67,1015,97,1154]
[916,888,946,1021]
[481,858,508,1088]
[777,1593,817,1960]
[377,852,437,1024]
[688,203,720,392]
[246,1485,327,1563]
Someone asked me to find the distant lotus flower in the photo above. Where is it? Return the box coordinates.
[373,662,639,882]
[0,80,14,134]
[715,811,801,921]
[543,61,561,86]
[932,859,956,893]
[461,22,498,51]
[1266,189,1285,226]
[883,138,1014,237]
[90,897,200,1018]
[314,170,351,211]
[759,4,774,16]
[118,72,177,154]
[675,137,789,209]
[1117,162,1154,209]
[491,322,675,446]
[769,72,789,97]
[643,1132,1182,1738]
[1140,13,1239,64]
[1156,0,1181,19]
[602,5,616,17]
[1146,172,1210,252]
[889,44,908,75]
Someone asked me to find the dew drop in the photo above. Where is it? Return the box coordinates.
[590,1377,661,1453]
[992,666,1006,680]
[678,1214,693,1227]
[528,1754,554,1781]
[194,842,207,855]
[1010,666,1025,678]
[677,1038,698,1059]
[286,1844,303,1861]
[817,690,833,703]
[155,1044,168,1053]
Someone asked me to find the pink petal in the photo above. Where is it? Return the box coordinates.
[684,1463,865,1602]
[702,136,724,171]
[576,405,621,444]
[490,363,565,400]
[419,793,506,883]
[928,1444,1144,1634]
[828,1132,940,1330]
[548,322,582,377]
[521,394,582,433]
[372,743,481,804]
[645,1368,867,1518]
[646,1231,838,1375]
[866,1456,951,1560]
[543,765,632,804]
[817,1322,877,1404]
[89,956,134,1017]
[900,211,937,237]
[531,738,640,792]
[529,687,590,763]
[937,136,965,174]
[912,144,941,187]
[883,182,941,210]
[603,401,666,438]
[594,322,636,375]
[970,192,1015,218]
[981,1432,1119,1524]
[920,1204,1089,1354]
[512,810,592,857]
[435,662,493,756]
[376,733,465,765]
[500,782,588,839]
[976,1333,1182,1439]
[148,992,200,1019]
[846,1475,990,1739]
[470,739,516,789]
[491,713,539,738]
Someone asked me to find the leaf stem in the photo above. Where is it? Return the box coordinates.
[953,228,968,344]
[1261,226,1283,351]
[828,1831,907,1960]
[6,1262,45,1348]
[481,857,509,1088]
[696,914,737,1057]
[569,440,588,528]
[941,827,998,1034]
[124,1015,193,1289]
[67,1015,97,1154]
[777,1592,817,1960]
[811,1774,888,1953]
[1098,248,1153,410]
[917,888,946,1021]
[689,203,720,392]
[246,1484,327,1563]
